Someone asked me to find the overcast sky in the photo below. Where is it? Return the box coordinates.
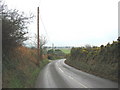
[4,0,119,47]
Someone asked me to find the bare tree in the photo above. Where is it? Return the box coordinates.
[33,34,47,49]
[30,34,47,61]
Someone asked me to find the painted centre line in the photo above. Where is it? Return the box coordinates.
[56,62,88,88]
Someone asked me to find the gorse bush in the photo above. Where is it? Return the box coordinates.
[66,38,119,82]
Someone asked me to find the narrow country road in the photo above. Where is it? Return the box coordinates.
[35,59,118,88]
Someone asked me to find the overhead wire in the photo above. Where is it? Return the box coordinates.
[38,0,52,45]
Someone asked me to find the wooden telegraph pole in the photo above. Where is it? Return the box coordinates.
[37,7,40,66]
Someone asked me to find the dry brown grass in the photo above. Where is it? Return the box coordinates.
[17,46,38,64]
[3,46,49,88]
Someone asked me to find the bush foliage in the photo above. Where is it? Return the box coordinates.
[3,46,49,88]
[2,3,49,88]
[47,49,65,60]
[66,38,119,82]
[1,3,33,55]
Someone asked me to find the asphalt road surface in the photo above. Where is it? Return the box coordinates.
[35,59,118,88]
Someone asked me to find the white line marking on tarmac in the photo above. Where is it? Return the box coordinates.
[58,67,64,73]
[56,63,64,73]
[56,62,88,88]
[67,75,88,88]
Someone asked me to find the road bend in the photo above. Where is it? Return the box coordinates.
[35,59,118,88]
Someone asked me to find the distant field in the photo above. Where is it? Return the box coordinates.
[60,48,71,54]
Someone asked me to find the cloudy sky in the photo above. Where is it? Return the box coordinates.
[4,0,119,47]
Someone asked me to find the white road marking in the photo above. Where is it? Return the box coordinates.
[67,75,88,88]
[56,62,88,88]
[56,63,64,73]
[58,67,64,73]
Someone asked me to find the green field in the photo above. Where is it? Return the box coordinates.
[60,48,71,54]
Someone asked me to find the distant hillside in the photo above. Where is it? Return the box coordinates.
[45,46,72,50]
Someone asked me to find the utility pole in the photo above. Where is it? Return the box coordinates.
[37,7,40,66]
